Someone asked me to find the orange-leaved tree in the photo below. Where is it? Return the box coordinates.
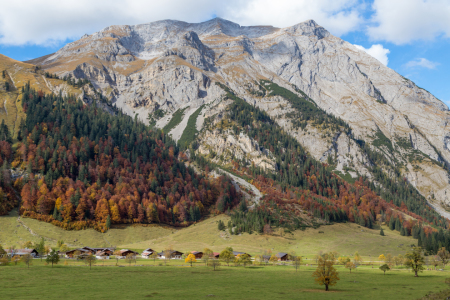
[312,253,340,291]
[345,261,356,273]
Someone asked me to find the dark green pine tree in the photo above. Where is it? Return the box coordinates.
[395,218,401,232]
[389,216,395,230]
[380,227,385,236]
[106,215,111,229]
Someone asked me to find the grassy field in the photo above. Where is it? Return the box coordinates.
[1,260,449,299]
[2,211,416,260]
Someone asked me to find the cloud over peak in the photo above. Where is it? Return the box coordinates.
[354,44,390,66]
[0,0,363,46]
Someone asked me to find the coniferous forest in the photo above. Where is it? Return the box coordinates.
[213,82,450,254]
[0,80,449,254]
[0,83,239,232]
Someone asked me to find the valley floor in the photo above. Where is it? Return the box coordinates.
[1,261,449,300]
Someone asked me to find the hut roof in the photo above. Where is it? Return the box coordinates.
[276,252,288,258]
[7,248,38,255]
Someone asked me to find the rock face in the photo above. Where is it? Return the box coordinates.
[28,17,450,217]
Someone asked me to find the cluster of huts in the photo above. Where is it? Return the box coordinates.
[63,247,138,259]
[4,247,290,262]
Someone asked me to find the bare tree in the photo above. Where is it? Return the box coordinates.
[208,258,221,271]
[290,252,302,272]
[22,254,33,268]
[84,254,96,270]
[125,253,134,266]
[149,252,158,265]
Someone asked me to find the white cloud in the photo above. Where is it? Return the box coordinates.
[0,0,217,45]
[225,0,364,37]
[353,44,390,66]
[0,0,364,46]
[405,58,440,69]
[367,0,450,44]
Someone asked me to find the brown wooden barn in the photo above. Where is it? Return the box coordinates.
[157,250,184,259]
[276,252,289,261]
[119,249,139,258]
[141,248,156,258]
[191,251,203,259]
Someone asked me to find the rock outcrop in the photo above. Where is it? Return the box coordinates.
[27,17,450,217]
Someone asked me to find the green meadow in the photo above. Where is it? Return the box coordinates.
[1,260,449,299]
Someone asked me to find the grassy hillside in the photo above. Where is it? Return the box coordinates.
[122,214,416,258]
[2,211,415,258]
[0,54,81,137]
[1,262,448,300]
[0,209,172,248]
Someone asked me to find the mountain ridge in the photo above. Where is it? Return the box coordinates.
[18,17,450,219]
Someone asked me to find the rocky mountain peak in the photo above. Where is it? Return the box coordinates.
[283,19,330,39]
[27,17,450,219]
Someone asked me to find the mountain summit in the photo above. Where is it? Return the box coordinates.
[27,17,450,218]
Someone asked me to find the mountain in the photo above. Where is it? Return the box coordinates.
[26,17,450,219]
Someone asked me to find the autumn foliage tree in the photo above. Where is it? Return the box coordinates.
[437,247,450,269]
[312,253,340,291]
[379,264,390,275]
[12,83,239,232]
[345,261,356,273]
[404,247,425,277]
[185,254,196,267]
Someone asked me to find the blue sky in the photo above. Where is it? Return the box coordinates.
[0,0,448,104]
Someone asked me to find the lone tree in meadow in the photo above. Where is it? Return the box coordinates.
[291,255,302,272]
[21,254,33,268]
[84,254,96,270]
[404,247,425,277]
[380,227,385,236]
[220,248,234,266]
[269,254,278,266]
[437,247,450,269]
[312,253,340,291]
[345,261,356,273]
[46,249,60,268]
[380,264,390,275]
[203,248,213,266]
[209,258,221,271]
[125,253,135,266]
[149,252,158,265]
[240,254,251,267]
[185,254,196,267]
[163,247,173,266]
[35,238,45,261]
